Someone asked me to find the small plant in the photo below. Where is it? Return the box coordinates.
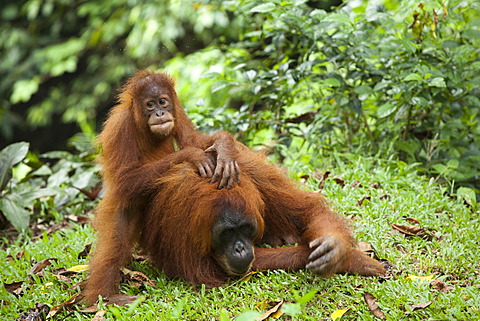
[0,135,100,233]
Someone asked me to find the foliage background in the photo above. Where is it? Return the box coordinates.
[1,0,479,192]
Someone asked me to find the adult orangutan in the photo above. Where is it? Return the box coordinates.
[84,71,240,304]
[140,145,386,287]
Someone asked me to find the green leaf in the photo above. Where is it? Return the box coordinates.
[212,80,230,93]
[429,77,446,88]
[446,159,459,169]
[71,168,96,189]
[16,188,57,204]
[471,61,480,70]
[0,196,30,231]
[324,78,341,87]
[298,289,318,305]
[235,310,261,321]
[403,73,423,82]
[200,71,220,79]
[457,187,477,206]
[432,163,449,175]
[10,77,40,103]
[250,3,276,13]
[245,70,257,81]
[396,140,420,159]
[0,142,29,191]
[282,303,302,316]
[377,103,397,118]
[324,13,351,24]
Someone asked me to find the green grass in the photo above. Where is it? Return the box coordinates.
[1,156,479,320]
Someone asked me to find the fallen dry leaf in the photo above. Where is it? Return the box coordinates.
[53,273,72,284]
[406,274,435,282]
[317,170,331,190]
[78,243,92,259]
[357,196,372,206]
[79,305,99,313]
[364,292,386,319]
[226,271,257,288]
[67,264,89,273]
[333,176,346,185]
[121,268,156,288]
[6,249,26,261]
[405,217,420,224]
[351,180,363,188]
[430,280,454,293]
[105,294,143,306]
[331,308,350,320]
[54,267,78,278]
[256,300,284,321]
[255,300,271,310]
[47,292,84,318]
[91,310,106,321]
[391,224,433,240]
[30,258,58,275]
[4,281,24,295]
[410,297,437,312]
[300,174,310,181]
[370,182,381,189]
[65,214,91,225]
[69,279,87,292]
[356,241,374,253]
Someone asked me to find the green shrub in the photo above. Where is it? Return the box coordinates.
[177,0,480,191]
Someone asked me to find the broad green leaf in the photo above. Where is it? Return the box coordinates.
[12,163,32,181]
[377,103,397,118]
[0,142,29,191]
[0,197,30,231]
[429,77,446,88]
[15,188,57,204]
[71,168,96,189]
[250,3,276,13]
[403,73,423,82]
[324,78,341,87]
[282,303,302,316]
[471,61,480,70]
[324,13,351,24]
[396,140,420,159]
[446,159,459,169]
[432,163,448,175]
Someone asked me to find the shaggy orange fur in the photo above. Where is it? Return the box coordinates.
[85,71,239,304]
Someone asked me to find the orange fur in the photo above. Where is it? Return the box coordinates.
[86,70,384,303]
[85,71,238,304]
[138,143,385,286]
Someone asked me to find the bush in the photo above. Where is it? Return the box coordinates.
[174,0,480,191]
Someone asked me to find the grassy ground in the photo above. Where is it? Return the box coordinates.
[1,156,479,320]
